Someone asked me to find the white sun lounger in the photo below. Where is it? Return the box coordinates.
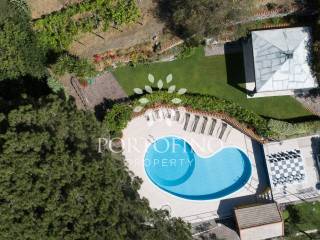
[206,118,217,135]
[183,113,191,131]
[221,124,233,142]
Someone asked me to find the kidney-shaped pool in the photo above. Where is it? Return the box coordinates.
[144,136,252,200]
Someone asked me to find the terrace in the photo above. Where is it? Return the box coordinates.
[121,107,320,230]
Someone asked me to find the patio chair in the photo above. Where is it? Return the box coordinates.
[174,110,180,121]
[200,116,208,134]
[211,120,222,137]
[207,118,217,136]
[183,113,191,131]
[154,110,160,119]
[191,115,200,132]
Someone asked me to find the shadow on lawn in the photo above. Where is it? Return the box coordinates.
[224,45,247,94]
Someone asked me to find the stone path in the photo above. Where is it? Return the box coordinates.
[294,91,320,117]
[62,72,127,110]
[205,41,242,57]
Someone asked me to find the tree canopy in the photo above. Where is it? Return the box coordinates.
[0,0,45,80]
[160,0,252,40]
[0,94,192,239]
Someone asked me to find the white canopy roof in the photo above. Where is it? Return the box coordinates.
[252,27,317,92]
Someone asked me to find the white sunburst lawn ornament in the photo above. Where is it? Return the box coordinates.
[133,73,187,113]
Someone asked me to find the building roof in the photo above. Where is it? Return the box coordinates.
[235,203,282,229]
[252,27,317,92]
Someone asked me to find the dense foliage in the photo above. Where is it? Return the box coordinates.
[0,0,45,80]
[52,54,97,79]
[47,76,65,94]
[0,1,193,238]
[0,94,192,239]
[159,0,253,40]
[284,202,320,237]
[34,0,140,51]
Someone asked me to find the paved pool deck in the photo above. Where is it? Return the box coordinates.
[122,108,269,223]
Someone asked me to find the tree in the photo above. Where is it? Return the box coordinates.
[0,95,192,239]
[0,0,45,80]
[159,0,253,40]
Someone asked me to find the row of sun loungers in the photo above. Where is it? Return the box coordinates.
[145,109,184,123]
[144,109,233,142]
[181,113,232,141]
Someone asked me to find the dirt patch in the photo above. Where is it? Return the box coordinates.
[68,0,165,58]
[27,0,83,19]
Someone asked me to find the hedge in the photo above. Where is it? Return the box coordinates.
[104,91,271,137]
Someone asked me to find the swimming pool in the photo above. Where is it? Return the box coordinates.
[144,136,252,200]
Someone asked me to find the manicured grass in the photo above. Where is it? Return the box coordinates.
[113,48,312,119]
[283,201,320,232]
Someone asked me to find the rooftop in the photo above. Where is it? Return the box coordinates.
[235,203,282,229]
[252,27,317,93]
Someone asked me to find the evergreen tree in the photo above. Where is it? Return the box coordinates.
[160,0,252,40]
[0,95,191,239]
[0,0,45,80]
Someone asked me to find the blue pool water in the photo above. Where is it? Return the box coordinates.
[144,136,252,200]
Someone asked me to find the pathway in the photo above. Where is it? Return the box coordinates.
[62,72,127,110]
[294,92,320,117]
[205,41,242,56]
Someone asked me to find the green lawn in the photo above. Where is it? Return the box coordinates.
[113,48,312,120]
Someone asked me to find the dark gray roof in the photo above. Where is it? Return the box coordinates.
[235,203,282,229]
